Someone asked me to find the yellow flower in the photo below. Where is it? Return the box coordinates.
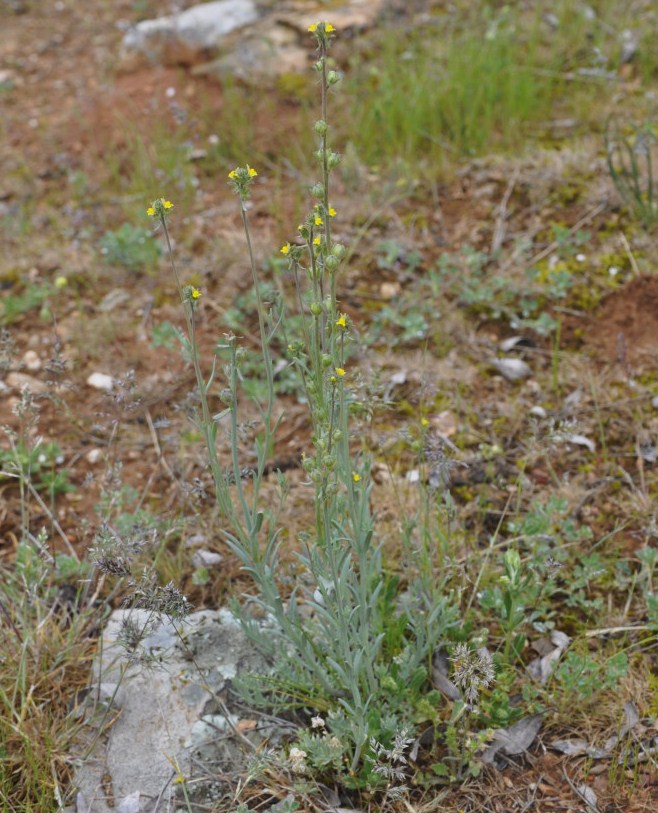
[313,236,321,246]
[314,216,323,226]
[280,243,291,255]
[421,418,429,427]
[335,313,347,329]
[228,169,237,179]
[352,472,361,482]
[308,23,317,32]
[191,287,201,300]
[247,165,258,178]
[326,23,335,33]
[55,276,68,289]
[335,367,345,377]
[328,207,336,217]
[147,198,174,217]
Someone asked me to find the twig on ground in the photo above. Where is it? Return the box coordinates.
[491,167,520,256]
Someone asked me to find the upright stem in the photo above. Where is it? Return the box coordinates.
[160,218,234,523]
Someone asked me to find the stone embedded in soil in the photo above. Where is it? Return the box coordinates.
[98,288,131,313]
[86,372,114,392]
[120,0,259,68]
[85,448,104,464]
[191,549,224,568]
[490,357,532,382]
[22,349,42,371]
[6,371,48,394]
[73,608,273,813]
[120,0,393,79]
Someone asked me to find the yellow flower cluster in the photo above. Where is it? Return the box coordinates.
[228,165,258,180]
[308,22,335,33]
[146,198,174,217]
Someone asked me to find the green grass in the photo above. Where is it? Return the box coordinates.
[342,0,658,170]
[346,23,557,165]
[0,548,97,812]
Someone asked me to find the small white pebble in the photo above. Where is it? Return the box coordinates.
[380,281,400,300]
[23,350,41,371]
[575,253,586,262]
[85,448,103,464]
[166,86,176,98]
[86,372,114,391]
[608,266,619,277]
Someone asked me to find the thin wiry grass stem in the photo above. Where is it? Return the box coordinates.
[160,216,237,526]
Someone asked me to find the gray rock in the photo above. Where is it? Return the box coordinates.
[121,0,258,67]
[122,0,394,79]
[73,608,272,813]
[490,357,532,382]
[98,288,131,313]
[191,549,224,568]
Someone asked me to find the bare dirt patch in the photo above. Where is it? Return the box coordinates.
[585,275,658,369]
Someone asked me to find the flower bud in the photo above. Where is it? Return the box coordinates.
[327,151,342,169]
[332,243,346,259]
[311,183,325,198]
[327,70,341,86]
[314,119,328,135]
[325,254,339,271]
[310,302,322,316]
[321,353,332,368]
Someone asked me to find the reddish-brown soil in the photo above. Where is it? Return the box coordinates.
[586,275,658,369]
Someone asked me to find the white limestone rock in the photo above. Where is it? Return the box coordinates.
[121,0,258,67]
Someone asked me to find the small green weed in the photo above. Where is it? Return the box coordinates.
[0,280,56,325]
[606,118,658,230]
[553,647,629,702]
[100,222,161,272]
